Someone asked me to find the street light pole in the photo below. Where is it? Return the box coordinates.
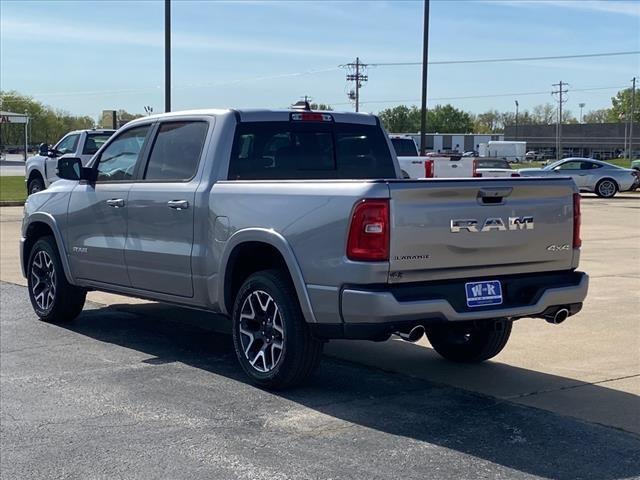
[630,77,636,160]
[419,0,430,156]
[579,102,585,123]
[165,0,171,113]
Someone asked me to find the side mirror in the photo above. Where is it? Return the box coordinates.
[57,157,95,182]
[38,143,49,156]
[553,166,562,171]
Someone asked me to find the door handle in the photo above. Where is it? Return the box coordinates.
[167,200,189,210]
[106,198,125,208]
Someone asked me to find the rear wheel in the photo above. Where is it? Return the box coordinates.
[231,269,323,389]
[27,236,86,323]
[426,319,512,363]
[595,179,618,198]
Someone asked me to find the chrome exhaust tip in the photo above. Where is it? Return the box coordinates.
[545,308,569,325]
[397,325,425,342]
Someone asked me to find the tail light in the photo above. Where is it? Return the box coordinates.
[573,193,581,248]
[472,159,481,177]
[511,173,521,177]
[423,159,434,178]
[347,199,389,261]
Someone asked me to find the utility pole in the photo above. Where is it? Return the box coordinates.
[630,77,636,160]
[345,57,368,112]
[552,81,568,159]
[165,0,171,112]
[419,0,430,155]
[578,102,586,123]
[514,100,519,141]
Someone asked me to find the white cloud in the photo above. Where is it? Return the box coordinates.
[481,0,640,17]
[0,16,349,58]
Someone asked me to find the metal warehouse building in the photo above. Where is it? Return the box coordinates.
[397,133,505,153]
[504,123,632,160]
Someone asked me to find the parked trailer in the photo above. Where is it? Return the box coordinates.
[482,141,526,163]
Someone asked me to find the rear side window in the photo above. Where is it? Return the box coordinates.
[83,133,114,155]
[228,122,395,180]
[390,138,418,157]
[144,122,208,181]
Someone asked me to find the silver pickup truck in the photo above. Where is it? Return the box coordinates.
[21,107,588,388]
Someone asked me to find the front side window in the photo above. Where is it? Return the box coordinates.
[96,125,150,182]
[55,134,80,154]
[83,133,114,155]
[228,122,395,180]
[557,161,582,171]
[144,122,208,181]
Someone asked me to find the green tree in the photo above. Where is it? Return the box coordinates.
[427,104,474,133]
[117,109,144,126]
[531,103,556,125]
[379,104,473,133]
[0,90,96,146]
[378,105,421,132]
[583,108,610,123]
[473,109,501,133]
[607,88,639,123]
[309,103,333,111]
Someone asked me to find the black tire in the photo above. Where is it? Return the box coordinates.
[231,269,323,389]
[426,319,512,363]
[27,236,86,323]
[595,178,618,198]
[27,176,45,195]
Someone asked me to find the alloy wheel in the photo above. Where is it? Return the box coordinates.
[238,290,285,373]
[598,180,616,197]
[31,250,56,311]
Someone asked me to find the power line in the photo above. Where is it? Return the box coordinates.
[330,85,626,106]
[367,50,640,67]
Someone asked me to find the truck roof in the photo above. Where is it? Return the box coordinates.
[65,128,116,135]
[128,109,378,126]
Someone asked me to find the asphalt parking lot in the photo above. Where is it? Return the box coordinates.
[1,195,639,479]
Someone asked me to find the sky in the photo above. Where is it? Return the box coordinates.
[1,0,639,120]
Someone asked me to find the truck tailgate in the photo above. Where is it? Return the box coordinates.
[387,178,577,283]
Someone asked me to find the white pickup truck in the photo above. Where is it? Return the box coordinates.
[25,129,115,194]
[390,135,478,179]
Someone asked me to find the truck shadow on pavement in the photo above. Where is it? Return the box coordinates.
[63,302,640,480]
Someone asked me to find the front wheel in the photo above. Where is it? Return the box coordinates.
[426,319,512,363]
[27,177,45,195]
[595,179,618,198]
[27,236,86,323]
[231,269,323,389]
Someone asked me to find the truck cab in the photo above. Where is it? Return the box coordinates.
[25,129,115,194]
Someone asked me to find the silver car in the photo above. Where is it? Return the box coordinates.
[519,158,638,198]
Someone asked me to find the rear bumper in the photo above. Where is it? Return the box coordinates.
[311,271,588,340]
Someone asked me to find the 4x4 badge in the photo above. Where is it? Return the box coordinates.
[546,244,570,251]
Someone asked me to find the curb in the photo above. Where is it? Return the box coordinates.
[0,201,25,207]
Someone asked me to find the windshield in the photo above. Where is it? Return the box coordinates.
[390,138,419,157]
[543,160,565,170]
